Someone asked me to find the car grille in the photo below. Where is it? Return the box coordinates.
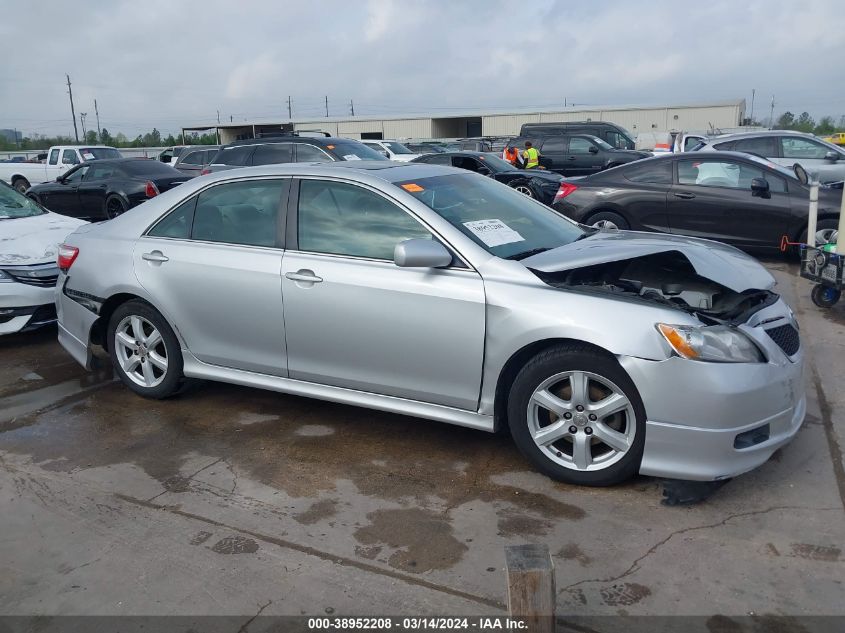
[765,323,800,356]
[2,264,60,287]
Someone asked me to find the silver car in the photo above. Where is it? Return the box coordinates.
[697,130,845,184]
[55,162,805,486]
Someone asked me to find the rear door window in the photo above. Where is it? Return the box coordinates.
[540,138,567,153]
[568,138,595,154]
[732,137,778,157]
[191,180,286,247]
[624,161,673,184]
[180,151,206,166]
[252,143,294,166]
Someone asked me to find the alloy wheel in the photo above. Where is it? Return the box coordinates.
[514,185,533,197]
[527,370,635,471]
[592,219,618,230]
[114,315,168,388]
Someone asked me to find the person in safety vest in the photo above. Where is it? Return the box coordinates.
[522,141,540,169]
[503,145,523,168]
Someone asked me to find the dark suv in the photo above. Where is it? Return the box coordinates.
[506,134,650,177]
[204,136,387,174]
[519,121,635,150]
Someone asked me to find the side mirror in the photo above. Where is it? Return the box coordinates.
[793,163,809,185]
[477,166,491,176]
[588,146,599,154]
[825,150,839,162]
[161,155,172,163]
[750,178,770,198]
[394,239,452,268]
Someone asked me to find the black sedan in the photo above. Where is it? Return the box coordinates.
[27,159,188,221]
[553,151,843,251]
[411,151,566,206]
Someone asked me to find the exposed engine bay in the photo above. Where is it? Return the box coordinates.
[531,250,779,323]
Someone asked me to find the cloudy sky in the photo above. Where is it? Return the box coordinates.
[1,0,844,138]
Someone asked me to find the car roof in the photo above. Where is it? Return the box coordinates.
[225,136,353,148]
[705,130,814,142]
[194,160,460,184]
[77,158,158,166]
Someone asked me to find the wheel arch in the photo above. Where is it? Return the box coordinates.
[583,206,631,226]
[92,292,177,351]
[493,337,618,432]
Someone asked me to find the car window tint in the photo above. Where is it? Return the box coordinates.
[540,138,567,152]
[733,137,777,157]
[677,160,785,192]
[295,144,332,163]
[421,154,450,165]
[252,143,293,166]
[568,138,594,154]
[452,156,484,172]
[298,180,431,260]
[180,151,205,166]
[49,149,60,164]
[192,180,284,247]
[684,136,704,151]
[148,197,197,239]
[780,137,828,159]
[62,149,80,165]
[712,141,735,151]
[624,161,673,184]
[64,165,89,183]
[215,145,255,166]
[605,131,628,149]
[84,164,117,180]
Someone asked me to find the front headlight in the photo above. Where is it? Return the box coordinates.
[657,323,764,363]
[0,270,13,283]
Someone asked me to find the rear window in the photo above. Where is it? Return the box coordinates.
[119,160,181,176]
[79,147,122,160]
[215,145,256,166]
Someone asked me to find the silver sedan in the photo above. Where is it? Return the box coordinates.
[55,162,805,486]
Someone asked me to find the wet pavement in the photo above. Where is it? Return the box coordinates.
[1,260,843,620]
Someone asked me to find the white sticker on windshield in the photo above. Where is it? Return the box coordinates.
[463,219,525,247]
[82,152,95,160]
[343,154,362,161]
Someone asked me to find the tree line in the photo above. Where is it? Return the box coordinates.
[0,128,219,152]
[772,112,845,135]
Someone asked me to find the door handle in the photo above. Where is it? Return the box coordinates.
[673,192,696,199]
[142,251,169,263]
[285,270,323,283]
[567,157,577,161]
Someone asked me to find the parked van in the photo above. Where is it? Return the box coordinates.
[518,121,636,150]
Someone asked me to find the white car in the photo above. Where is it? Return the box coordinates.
[360,140,421,162]
[0,181,86,335]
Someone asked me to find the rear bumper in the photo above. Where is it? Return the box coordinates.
[56,276,99,369]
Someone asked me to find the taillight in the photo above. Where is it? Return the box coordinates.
[553,182,578,204]
[145,181,159,198]
[200,168,211,176]
[57,244,79,272]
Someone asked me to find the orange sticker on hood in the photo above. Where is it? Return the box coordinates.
[401,183,424,192]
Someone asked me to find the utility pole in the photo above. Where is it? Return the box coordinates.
[770,95,775,129]
[66,74,79,143]
[217,109,220,124]
[325,96,329,117]
[80,112,87,140]
[749,89,755,126]
[230,115,233,122]
[94,99,101,140]
[287,96,292,119]
[349,99,355,116]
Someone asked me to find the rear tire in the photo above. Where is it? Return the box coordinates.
[104,194,128,219]
[587,210,629,230]
[507,344,646,486]
[510,180,534,198]
[107,300,185,399]
[12,177,30,194]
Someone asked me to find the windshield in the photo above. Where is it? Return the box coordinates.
[589,136,614,150]
[395,173,584,260]
[384,142,413,155]
[79,147,122,160]
[327,141,388,161]
[0,183,47,219]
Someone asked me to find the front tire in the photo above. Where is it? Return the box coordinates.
[510,180,534,198]
[507,344,646,486]
[108,300,184,399]
[12,177,30,194]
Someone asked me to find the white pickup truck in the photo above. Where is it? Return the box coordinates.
[0,145,123,193]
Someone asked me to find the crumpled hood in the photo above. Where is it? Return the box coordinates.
[522,230,775,293]
[0,213,87,265]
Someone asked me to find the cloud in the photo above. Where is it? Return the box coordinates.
[0,0,843,137]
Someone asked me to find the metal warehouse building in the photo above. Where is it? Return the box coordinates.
[183,100,746,144]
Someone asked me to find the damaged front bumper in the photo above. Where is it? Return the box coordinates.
[620,309,805,481]
[0,280,58,334]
